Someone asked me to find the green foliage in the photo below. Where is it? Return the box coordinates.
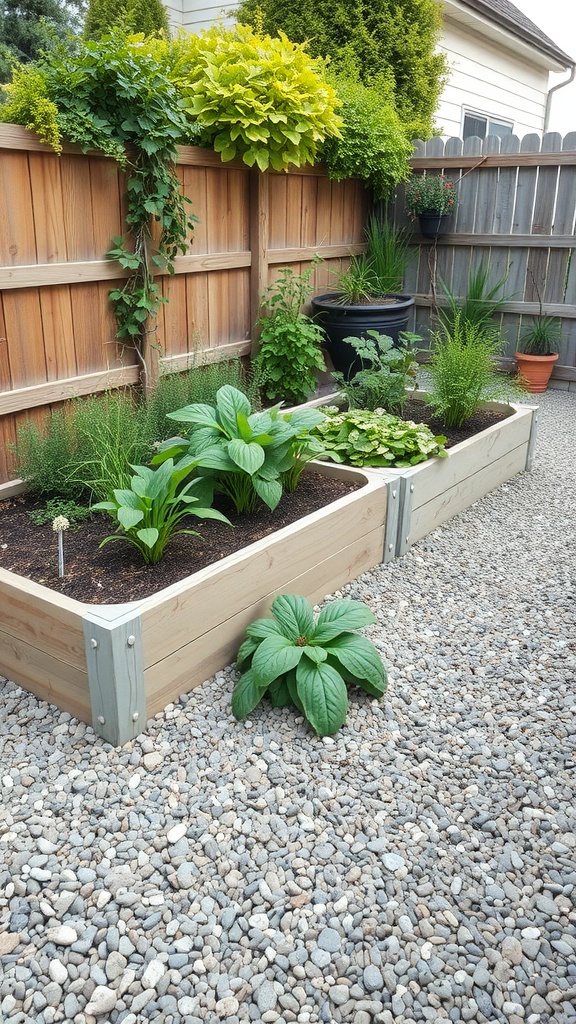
[0,61,61,149]
[253,262,326,404]
[364,216,413,294]
[155,385,325,514]
[14,410,83,498]
[311,407,447,467]
[426,311,521,429]
[333,217,414,301]
[94,459,231,564]
[321,76,413,199]
[232,594,387,736]
[517,315,562,356]
[170,23,342,173]
[144,358,258,442]
[235,0,448,136]
[28,497,92,527]
[438,262,513,340]
[0,0,83,82]
[84,0,168,41]
[333,330,420,414]
[405,174,457,216]
[14,391,154,502]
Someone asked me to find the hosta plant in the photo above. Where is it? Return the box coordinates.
[232,595,387,736]
[311,408,447,467]
[155,385,325,513]
[93,459,230,565]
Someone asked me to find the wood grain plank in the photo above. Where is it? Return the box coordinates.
[1,290,46,388]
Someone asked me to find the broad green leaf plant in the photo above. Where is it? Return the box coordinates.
[155,385,326,514]
[169,24,342,172]
[232,594,388,736]
[93,459,230,564]
[333,329,420,414]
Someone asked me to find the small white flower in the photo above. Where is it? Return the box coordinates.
[52,516,70,532]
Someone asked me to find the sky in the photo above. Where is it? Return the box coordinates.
[513,0,576,136]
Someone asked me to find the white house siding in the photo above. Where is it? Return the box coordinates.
[168,0,240,33]
[436,20,549,137]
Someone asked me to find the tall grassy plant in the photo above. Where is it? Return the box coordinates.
[426,312,517,429]
[438,263,513,340]
[144,358,258,441]
[364,216,413,294]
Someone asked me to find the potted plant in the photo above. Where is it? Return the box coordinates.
[515,314,561,393]
[405,173,457,238]
[311,216,415,378]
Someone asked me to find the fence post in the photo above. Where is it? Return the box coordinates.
[250,170,269,356]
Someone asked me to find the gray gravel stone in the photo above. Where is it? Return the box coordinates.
[1,389,575,1024]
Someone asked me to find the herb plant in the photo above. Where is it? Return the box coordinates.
[253,262,326,404]
[426,311,522,429]
[333,329,420,414]
[311,407,447,467]
[29,499,92,528]
[156,385,325,514]
[93,460,231,565]
[232,594,387,736]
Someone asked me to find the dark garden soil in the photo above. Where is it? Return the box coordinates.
[0,404,511,606]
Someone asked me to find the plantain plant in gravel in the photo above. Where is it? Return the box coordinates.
[232,594,387,736]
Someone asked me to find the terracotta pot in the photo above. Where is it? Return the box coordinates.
[515,351,559,393]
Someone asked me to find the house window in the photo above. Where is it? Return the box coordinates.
[462,111,513,140]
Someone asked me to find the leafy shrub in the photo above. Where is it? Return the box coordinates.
[28,498,92,528]
[170,24,342,172]
[0,62,61,150]
[155,386,326,514]
[253,262,326,404]
[94,460,230,564]
[15,410,82,499]
[232,594,387,736]
[426,311,521,429]
[333,330,420,414]
[84,0,169,40]
[312,407,447,467]
[321,77,412,199]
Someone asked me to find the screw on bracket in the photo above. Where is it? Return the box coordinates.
[132,712,139,722]
[392,489,397,499]
[97,715,106,725]
[127,635,136,647]
[90,638,98,649]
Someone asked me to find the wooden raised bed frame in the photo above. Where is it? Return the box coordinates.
[0,463,394,746]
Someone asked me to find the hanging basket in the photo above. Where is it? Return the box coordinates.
[418,213,452,239]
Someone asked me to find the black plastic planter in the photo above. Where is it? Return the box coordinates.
[311,292,415,379]
[418,213,451,239]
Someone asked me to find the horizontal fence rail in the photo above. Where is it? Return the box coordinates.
[393,131,576,387]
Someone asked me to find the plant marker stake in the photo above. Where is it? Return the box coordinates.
[52,516,70,578]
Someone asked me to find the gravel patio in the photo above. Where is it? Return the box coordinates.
[1,388,575,1024]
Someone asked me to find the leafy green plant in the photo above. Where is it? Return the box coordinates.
[84,0,168,40]
[320,75,413,199]
[311,407,447,467]
[405,174,457,216]
[253,262,326,403]
[28,498,92,528]
[426,311,522,429]
[232,594,387,736]
[438,262,513,340]
[155,385,326,514]
[14,410,82,499]
[332,255,379,304]
[93,459,231,564]
[170,23,342,172]
[333,330,420,414]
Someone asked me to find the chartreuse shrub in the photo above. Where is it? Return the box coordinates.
[312,408,447,468]
[232,594,387,736]
[94,460,231,565]
[168,24,342,172]
[153,385,325,514]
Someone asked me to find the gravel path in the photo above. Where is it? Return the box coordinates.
[1,389,575,1024]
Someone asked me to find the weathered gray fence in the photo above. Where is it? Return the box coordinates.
[394,132,576,389]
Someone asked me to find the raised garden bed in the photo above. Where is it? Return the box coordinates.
[0,463,392,746]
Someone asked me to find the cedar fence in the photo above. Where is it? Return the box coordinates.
[392,131,576,385]
[0,124,368,487]
[1,124,576,489]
